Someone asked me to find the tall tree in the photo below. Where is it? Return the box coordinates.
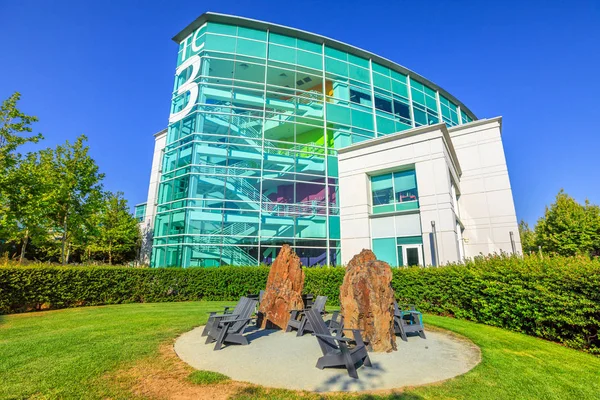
[47,135,104,264]
[0,92,43,257]
[535,190,600,256]
[96,192,140,264]
[0,92,42,174]
[2,150,54,262]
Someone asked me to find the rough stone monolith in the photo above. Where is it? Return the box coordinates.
[339,249,397,352]
[259,244,305,329]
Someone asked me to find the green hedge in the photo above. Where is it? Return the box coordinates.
[1,255,598,353]
[392,256,600,354]
[0,266,270,312]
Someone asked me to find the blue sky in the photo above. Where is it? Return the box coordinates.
[1,0,599,224]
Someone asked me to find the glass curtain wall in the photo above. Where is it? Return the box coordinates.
[152,21,470,267]
[134,203,146,222]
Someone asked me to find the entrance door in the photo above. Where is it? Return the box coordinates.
[403,245,423,266]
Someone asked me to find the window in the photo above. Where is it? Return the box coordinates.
[372,235,423,267]
[371,169,418,214]
[393,170,417,203]
[134,204,147,222]
[410,78,439,127]
[405,246,421,266]
[350,88,371,106]
[393,99,410,120]
[374,95,392,113]
[371,173,393,206]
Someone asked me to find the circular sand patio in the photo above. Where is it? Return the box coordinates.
[174,324,480,393]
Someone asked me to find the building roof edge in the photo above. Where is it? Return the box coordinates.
[172,12,477,120]
[154,128,168,138]
[337,123,462,176]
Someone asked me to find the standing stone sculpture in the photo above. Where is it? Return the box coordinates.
[339,249,397,352]
[259,244,305,329]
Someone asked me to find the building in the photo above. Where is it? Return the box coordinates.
[138,12,522,268]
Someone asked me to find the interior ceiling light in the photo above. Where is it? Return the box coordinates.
[303,76,312,83]
[239,63,249,70]
[296,80,304,86]
[279,72,287,77]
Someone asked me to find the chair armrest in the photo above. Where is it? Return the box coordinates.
[314,333,351,342]
[210,313,240,319]
[208,308,232,315]
[219,317,253,323]
[342,328,367,346]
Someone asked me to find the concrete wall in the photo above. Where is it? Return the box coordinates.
[338,124,462,265]
[448,118,522,257]
[139,129,167,264]
[337,117,521,266]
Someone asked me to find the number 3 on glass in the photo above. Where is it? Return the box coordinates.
[169,55,201,123]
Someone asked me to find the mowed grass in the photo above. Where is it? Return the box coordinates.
[0,303,599,400]
[0,302,230,399]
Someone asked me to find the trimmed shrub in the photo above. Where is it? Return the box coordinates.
[392,255,600,354]
[0,255,598,353]
[0,266,269,312]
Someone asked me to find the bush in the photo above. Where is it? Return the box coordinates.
[393,255,600,354]
[0,266,269,313]
[1,255,598,353]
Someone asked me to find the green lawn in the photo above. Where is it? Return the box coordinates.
[0,303,598,400]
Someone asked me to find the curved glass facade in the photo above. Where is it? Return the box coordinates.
[151,15,476,267]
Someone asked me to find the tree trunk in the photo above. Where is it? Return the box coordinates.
[66,244,71,264]
[108,243,112,265]
[19,230,29,263]
[61,214,68,265]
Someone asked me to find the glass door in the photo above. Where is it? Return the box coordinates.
[402,244,423,266]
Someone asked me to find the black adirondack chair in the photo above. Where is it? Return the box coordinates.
[302,293,314,308]
[286,295,327,336]
[205,297,258,350]
[393,301,426,341]
[305,308,372,379]
[202,296,248,337]
[327,310,344,335]
[247,290,265,320]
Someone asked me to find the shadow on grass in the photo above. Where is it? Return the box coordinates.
[230,385,424,399]
[0,314,5,326]
[355,394,423,400]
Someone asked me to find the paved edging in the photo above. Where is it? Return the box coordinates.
[174,325,480,392]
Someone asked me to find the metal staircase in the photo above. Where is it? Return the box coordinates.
[189,93,327,266]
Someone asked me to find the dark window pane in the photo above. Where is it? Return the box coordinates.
[406,247,420,266]
[350,88,371,106]
[393,100,410,119]
[374,96,392,113]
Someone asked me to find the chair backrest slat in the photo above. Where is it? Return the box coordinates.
[231,298,257,332]
[231,297,249,316]
[312,296,327,313]
[306,308,337,355]
[393,300,401,317]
